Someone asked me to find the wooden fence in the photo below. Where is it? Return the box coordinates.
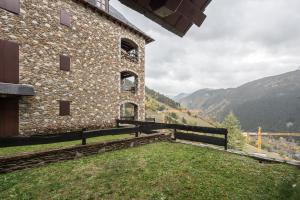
[0,120,228,150]
[0,127,140,148]
[117,120,228,150]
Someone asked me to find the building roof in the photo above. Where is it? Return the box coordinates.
[119,0,211,37]
[76,0,154,44]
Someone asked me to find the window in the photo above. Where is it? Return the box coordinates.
[0,40,19,84]
[60,55,70,71]
[59,101,70,116]
[120,71,138,93]
[120,102,138,121]
[0,0,20,14]
[60,9,71,27]
[96,0,107,11]
[121,38,138,63]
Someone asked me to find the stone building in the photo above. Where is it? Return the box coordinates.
[0,0,153,137]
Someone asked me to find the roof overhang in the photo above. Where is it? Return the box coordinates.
[119,0,211,37]
[0,82,35,96]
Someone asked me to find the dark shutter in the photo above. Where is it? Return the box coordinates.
[60,9,71,27]
[0,0,20,14]
[60,55,70,71]
[0,40,19,84]
[0,98,19,137]
[59,101,71,116]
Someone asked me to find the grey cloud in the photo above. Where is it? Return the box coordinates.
[111,0,300,96]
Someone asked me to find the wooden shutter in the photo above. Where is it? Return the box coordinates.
[0,40,19,84]
[0,0,20,14]
[60,55,70,71]
[59,101,71,116]
[60,9,71,27]
[0,98,19,137]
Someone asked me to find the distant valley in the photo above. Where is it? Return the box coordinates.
[174,70,300,132]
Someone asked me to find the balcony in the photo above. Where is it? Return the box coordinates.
[120,71,138,94]
[121,38,138,63]
[0,82,35,97]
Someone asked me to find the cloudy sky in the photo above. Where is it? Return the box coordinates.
[111,0,300,96]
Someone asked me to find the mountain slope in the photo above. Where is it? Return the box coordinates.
[145,88,216,127]
[173,93,189,102]
[145,87,180,109]
[178,70,300,132]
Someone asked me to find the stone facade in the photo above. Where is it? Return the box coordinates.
[0,0,151,135]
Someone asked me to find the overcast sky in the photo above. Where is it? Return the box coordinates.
[111,0,300,96]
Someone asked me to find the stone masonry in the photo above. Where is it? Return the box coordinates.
[0,0,152,135]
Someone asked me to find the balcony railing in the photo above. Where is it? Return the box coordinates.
[121,86,136,94]
[121,50,138,63]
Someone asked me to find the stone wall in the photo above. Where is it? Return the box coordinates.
[0,0,148,135]
[0,134,172,173]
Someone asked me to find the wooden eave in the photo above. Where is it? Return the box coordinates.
[119,0,212,37]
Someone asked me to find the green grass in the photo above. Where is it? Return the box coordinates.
[0,142,299,200]
[0,134,133,157]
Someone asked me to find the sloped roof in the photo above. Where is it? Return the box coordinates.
[78,0,154,43]
[119,0,211,37]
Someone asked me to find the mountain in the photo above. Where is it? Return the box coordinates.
[172,93,189,102]
[177,70,300,132]
[145,87,180,109]
[145,87,217,127]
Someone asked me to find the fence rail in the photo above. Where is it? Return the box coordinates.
[0,127,140,148]
[0,120,228,150]
[117,119,228,150]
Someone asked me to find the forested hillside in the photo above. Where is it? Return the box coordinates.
[177,70,300,132]
[145,87,181,109]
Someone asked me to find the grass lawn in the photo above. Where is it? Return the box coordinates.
[0,134,133,157]
[0,142,299,200]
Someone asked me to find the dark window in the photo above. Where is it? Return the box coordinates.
[0,0,20,14]
[59,101,70,116]
[120,71,138,93]
[0,39,19,84]
[60,9,71,27]
[121,38,138,63]
[60,55,70,71]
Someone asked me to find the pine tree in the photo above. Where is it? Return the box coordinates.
[222,112,245,150]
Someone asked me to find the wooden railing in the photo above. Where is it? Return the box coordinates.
[121,50,138,63]
[0,120,228,150]
[117,120,228,150]
[120,116,135,121]
[0,127,140,147]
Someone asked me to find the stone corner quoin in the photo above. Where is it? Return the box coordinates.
[0,0,152,136]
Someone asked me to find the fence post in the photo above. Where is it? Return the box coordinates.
[116,120,120,128]
[173,129,177,140]
[224,132,228,150]
[82,128,87,145]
